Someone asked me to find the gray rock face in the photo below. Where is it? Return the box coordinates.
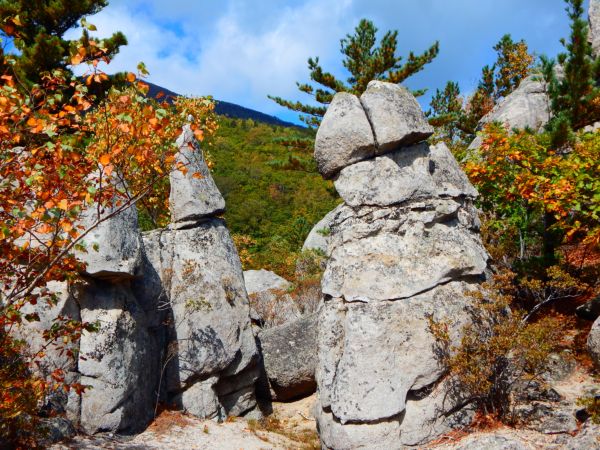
[360,80,433,153]
[142,219,259,419]
[321,200,487,302]
[256,312,318,401]
[76,175,143,280]
[317,284,475,424]
[314,89,489,448]
[590,0,600,58]
[244,269,291,295]
[314,93,376,179]
[244,269,299,328]
[302,206,342,254]
[77,280,160,434]
[588,316,600,370]
[169,124,225,223]
[335,142,477,207]
[469,76,550,150]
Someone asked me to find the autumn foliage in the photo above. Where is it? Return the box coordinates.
[0,27,217,446]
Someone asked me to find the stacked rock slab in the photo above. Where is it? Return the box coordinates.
[14,173,163,434]
[142,122,259,420]
[73,175,162,434]
[314,81,489,449]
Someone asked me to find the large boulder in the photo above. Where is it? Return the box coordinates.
[256,312,318,401]
[314,92,376,179]
[169,123,225,223]
[468,75,551,150]
[244,269,291,295]
[360,80,433,153]
[244,269,299,328]
[590,0,600,58]
[588,316,600,370]
[314,86,489,448]
[76,174,143,280]
[142,219,259,419]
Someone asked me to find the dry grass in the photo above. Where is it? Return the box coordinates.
[247,414,320,449]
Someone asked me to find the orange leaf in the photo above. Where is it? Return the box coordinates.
[99,154,111,165]
[126,72,136,83]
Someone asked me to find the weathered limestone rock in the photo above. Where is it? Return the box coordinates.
[77,280,161,434]
[142,219,259,419]
[302,206,342,254]
[256,312,318,401]
[335,142,477,207]
[469,76,551,150]
[314,93,376,179]
[588,316,600,370]
[590,0,600,58]
[314,87,489,448]
[360,80,433,153]
[244,269,291,295]
[244,269,300,328]
[169,123,225,223]
[317,284,475,424]
[76,174,143,280]
[321,200,487,302]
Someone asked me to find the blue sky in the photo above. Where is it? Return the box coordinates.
[65,0,584,124]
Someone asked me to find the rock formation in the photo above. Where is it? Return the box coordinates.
[590,0,600,58]
[313,81,489,449]
[142,121,259,420]
[468,75,551,151]
[14,120,259,434]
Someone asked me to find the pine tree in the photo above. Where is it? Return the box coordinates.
[438,34,533,139]
[427,81,464,143]
[269,19,439,127]
[0,0,126,86]
[542,0,600,147]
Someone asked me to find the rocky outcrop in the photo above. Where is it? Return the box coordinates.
[256,312,318,401]
[590,0,600,58]
[140,122,258,420]
[588,316,600,370]
[468,76,551,150]
[313,81,489,449]
[15,120,259,435]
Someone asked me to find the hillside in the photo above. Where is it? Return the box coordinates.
[209,117,339,278]
[144,81,298,128]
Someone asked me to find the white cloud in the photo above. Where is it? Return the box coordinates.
[65,0,570,121]
[67,0,353,116]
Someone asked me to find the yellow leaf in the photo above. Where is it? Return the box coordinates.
[58,199,69,210]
